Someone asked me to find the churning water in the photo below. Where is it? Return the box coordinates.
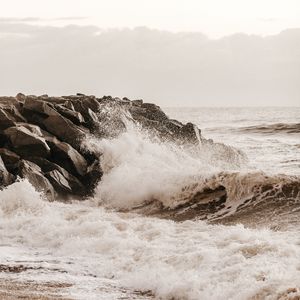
[0,107,299,299]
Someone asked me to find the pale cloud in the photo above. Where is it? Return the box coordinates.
[0,21,299,106]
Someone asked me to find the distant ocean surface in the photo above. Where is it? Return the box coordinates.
[166,107,300,176]
[0,107,299,299]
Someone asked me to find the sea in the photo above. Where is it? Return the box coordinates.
[0,107,299,300]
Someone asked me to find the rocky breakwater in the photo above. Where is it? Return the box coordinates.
[0,93,222,201]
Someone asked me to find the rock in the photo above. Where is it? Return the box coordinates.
[4,124,50,157]
[83,160,103,193]
[23,96,57,116]
[132,99,143,106]
[43,114,86,149]
[16,93,26,102]
[71,98,100,127]
[18,160,55,200]
[0,109,16,130]
[27,157,85,195]
[0,148,20,172]
[4,104,26,123]
[130,102,169,123]
[23,97,87,149]
[179,122,202,144]
[4,125,50,158]
[46,137,88,177]
[44,170,72,195]
[0,156,14,188]
[54,104,85,125]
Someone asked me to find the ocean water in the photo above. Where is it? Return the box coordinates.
[0,107,299,300]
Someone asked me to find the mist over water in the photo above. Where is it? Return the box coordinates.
[0,107,299,299]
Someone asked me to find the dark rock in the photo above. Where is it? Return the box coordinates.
[83,160,103,192]
[45,170,72,195]
[23,96,58,116]
[4,104,27,123]
[0,156,14,187]
[54,104,85,125]
[43,114,86,149]
[71,97,100,124]
[132,99,143,106]
[16,93,26,102]
[4,125,50,157]
[0,109,16,130]
[130,102,169,122]
[18,160,55,200]
[27,157,86,195]
[0,148,20,172]
[46,137,88,177]
[179,122,202,144]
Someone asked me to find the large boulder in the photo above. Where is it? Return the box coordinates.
[83,159,103,193]
[42,114,86,149]
[4,125,50,157]
[27,157,86,195]
[23,96,58,116]
[23,97,87,149]
[70,97,100,128]
[46,137,88,177]
[129,102,169,122]
[18,160,55,201]
[0,148,20,172]
[0,109,16,130]
[45,170,73,195]
[0,156,14,188]
[54,104,85,125]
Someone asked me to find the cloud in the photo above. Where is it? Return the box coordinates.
[0,17,88,24]
[257,18,280,23]
[0,20,299,106]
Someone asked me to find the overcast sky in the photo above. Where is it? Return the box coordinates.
[0,0,299,106]
[1,0,300,37]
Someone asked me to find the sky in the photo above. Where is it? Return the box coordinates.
[0,0,299,106]
[1,0,300,37]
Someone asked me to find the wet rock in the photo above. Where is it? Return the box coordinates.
[16,93,26,102]
[0,108,16,130]
[130,102,169,122]
[83,160,103,192]
[0,156,14,188]
[45,170,72,195]
[46,137,88,177]
[27,157,85,195]
[132,99,143,106]
[179,122,202,144]
[23,96,57,116]
[18,160,55,200]
[0,148,20,172]
[54,104,85,125]
[43,114,87,150]
[4,125,50,158]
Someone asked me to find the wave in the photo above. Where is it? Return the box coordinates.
[238,123,300,134]
[0,180,300,300]
[83,125,300,228]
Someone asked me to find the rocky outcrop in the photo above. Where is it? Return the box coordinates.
[0,93,226,201]
[18,160,55,201]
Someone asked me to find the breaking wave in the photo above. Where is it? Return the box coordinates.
[1,180,300,300]
[1,118,300,299]
[84,125,300,227]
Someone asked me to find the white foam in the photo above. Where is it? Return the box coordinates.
[0,183,300,299]
[87,127,246,210]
